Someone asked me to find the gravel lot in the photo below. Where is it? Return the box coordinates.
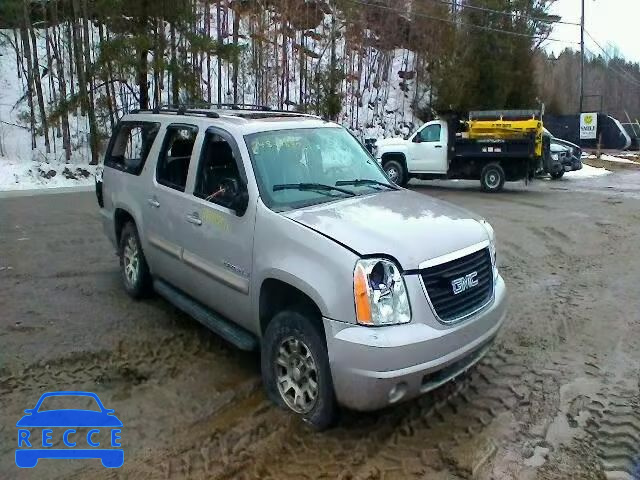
[2,172,640,479]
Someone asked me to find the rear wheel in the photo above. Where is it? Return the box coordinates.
[550,170,565,179]
[383,159,407,187]
[119,222,152,298]
[261,309,337,430]
[480,163,505,192]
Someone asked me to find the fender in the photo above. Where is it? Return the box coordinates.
[112,200,146,249]
[377,143,410,161]
[257,268,330,318]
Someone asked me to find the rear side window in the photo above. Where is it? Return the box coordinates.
[105,122,160,175]
[156,125,198,192]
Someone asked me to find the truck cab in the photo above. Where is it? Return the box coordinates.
[376,120,449,180]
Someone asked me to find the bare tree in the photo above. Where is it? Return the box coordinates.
[20,0,36,150]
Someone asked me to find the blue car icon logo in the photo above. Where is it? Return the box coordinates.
[16,391,123,468]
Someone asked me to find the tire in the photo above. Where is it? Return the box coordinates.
[119,221,152,298]
[383,159,407,187]
[480,163,505,192]
[550,170,565,179]
[261,309,337,430]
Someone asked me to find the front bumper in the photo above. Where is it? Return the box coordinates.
[323,275,507,411]
[567,157,583,171]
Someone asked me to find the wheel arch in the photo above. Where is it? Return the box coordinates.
[381,152,408,172]
[258,276,326,338]
[114,208,136,246]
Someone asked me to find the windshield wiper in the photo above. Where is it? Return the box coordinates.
[335,179,397,190]
[273,183,356,196]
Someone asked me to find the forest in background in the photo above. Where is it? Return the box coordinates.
[0,0,639,165]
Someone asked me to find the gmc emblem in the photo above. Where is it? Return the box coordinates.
[451,272,479,295]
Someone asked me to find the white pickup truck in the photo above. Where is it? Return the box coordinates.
[373,112,545,192]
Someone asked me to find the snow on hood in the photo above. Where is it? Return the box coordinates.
[376,136,409,147]
[282,189,489,269]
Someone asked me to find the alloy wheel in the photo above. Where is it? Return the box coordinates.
[123,236,140,286]
[275,337,319,414]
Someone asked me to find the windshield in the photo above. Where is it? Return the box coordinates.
[244,127,394,210]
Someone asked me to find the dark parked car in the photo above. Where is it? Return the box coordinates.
[544,129,583,179]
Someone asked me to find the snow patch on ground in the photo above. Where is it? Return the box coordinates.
[0,159,96,191]
[565,164,611,179]
[585,154,638,164]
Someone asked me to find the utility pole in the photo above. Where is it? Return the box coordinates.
[580,0,585,112]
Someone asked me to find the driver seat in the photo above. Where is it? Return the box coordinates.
[199,141,239,196]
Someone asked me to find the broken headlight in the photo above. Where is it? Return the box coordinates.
[353,258,411,326]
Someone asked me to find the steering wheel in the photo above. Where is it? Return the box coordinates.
[206,177,239,201]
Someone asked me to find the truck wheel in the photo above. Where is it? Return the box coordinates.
[383,159,407,186]
[480,163,505,192]
[550,170,565,179]
[119,221,152,298]
[261,309,337,430]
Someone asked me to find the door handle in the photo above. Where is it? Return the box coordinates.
[186,213,202,226]
[434,145,443,149]
[147,198,160,208]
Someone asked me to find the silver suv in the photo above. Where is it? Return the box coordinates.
[97,106,507,429]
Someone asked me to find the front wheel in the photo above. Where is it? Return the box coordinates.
[383,159,407,187]
[480,163,505,192]
[261,309,337,430]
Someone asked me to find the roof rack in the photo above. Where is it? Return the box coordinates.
[198,103,317,117]
[130,104,321,120]
[214,103,272,111]
[131,107,221,118]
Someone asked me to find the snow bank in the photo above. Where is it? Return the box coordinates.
[0,159,96,191]
[565,164,611,179]
[1,28,96,191]
[583,154,639,164]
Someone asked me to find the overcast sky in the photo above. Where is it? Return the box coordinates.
[548,0,640,62]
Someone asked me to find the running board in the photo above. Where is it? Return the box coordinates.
[153,279,258,351]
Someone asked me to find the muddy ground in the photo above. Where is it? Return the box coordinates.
[2,171,640,480]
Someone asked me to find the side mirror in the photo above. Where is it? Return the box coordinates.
[412,135,422,143]
[232,190,249,216]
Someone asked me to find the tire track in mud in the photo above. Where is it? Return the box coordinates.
[0,329,264,479]
[60,376,267,480]
[586,390,640,480]
[0,333,216,398]
[82,348,537,480]
[236,349,536,479]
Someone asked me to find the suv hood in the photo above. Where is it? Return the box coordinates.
[282,190,489,269]
[550,142,570,153]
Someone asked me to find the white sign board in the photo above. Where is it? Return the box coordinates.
[580,113,598,140]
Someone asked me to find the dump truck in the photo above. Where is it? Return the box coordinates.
[374,109,552,192]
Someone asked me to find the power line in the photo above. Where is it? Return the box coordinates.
[345,0,580,45]
[423,0,581,26]
[584,30,640,87]
[583,45,640,88]
[584,48,640,89]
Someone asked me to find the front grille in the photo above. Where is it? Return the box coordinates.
[420,247,494,323]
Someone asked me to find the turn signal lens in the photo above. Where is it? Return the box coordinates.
[354,264,372,324]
